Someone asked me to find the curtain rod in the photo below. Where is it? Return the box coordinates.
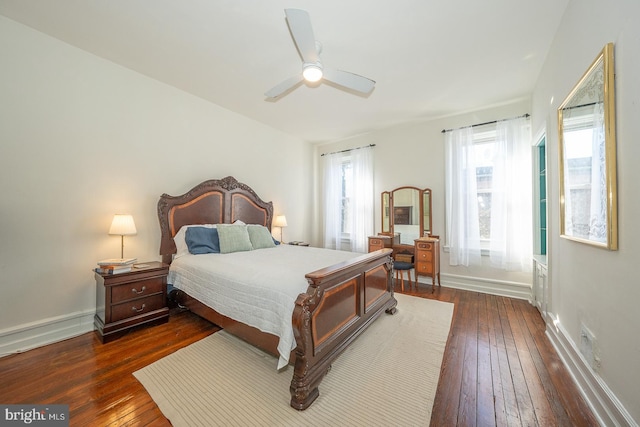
[441,113,530,134]
[320,143,376,157]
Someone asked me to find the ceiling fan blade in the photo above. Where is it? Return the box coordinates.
[264,75,303,99]
[323,69,376,95]
[285,9,319,64]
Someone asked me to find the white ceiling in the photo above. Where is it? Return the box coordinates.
[0,0,569,143]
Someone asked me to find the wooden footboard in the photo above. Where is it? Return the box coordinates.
[290,248,396,410]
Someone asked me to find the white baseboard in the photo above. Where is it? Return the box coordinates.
[0,309,95,358]
[418,272,531,300]
[546,316,637,427]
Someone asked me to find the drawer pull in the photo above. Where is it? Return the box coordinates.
[131,304,146,313]
[131,286,146,295]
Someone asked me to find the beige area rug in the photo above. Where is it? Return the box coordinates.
[134,293,453,427]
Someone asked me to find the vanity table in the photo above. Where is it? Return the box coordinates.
[368,185,441,287]
[367,235,441,287]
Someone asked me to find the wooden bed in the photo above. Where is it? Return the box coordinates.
[157,176,397,410]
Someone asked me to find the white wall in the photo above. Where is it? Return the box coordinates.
[0,16,311,353]
[313,99,533,298]
[532,0,640,424]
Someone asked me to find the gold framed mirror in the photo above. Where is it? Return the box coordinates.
[558,42,617,250]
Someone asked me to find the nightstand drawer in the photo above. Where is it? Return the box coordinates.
[111,277,165,303]
[416,250,433,262]
[110,294,165,323]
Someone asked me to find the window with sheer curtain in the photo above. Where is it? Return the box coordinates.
[323,146,374,253]
[445,116,532,272]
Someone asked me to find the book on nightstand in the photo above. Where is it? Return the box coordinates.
[95,265,132,274]
[97,258,137,266]
[95,258,137,274]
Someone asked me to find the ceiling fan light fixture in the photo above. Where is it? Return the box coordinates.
[264,9,375,99]
[302,63,323,82]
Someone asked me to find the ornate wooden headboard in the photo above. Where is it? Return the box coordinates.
[157,176,273,264]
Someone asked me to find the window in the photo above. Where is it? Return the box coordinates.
[323,146,374,253]
[445,116,532,271]
[473,130,498,244]
[340,159,353,234]
[476,165,493,241]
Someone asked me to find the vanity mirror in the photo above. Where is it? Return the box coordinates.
[558,42,617,250]
[381,186,432,245]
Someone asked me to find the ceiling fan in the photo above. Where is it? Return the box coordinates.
[264,9,376,99]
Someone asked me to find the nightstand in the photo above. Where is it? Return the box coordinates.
[94,261,169,343]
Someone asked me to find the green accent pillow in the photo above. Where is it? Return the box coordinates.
[217,224,253,253]
[247,224,276,249]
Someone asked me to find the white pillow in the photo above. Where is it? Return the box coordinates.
[173,224,217,259]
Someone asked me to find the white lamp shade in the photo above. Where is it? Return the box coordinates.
[109,214,137,236]
[273,215,288,228]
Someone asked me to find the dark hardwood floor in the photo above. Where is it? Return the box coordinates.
[0,284,598,426]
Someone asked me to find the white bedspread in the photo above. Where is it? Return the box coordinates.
[168,245,360,369]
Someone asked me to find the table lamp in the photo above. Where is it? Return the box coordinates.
[109,214,137,259]
[273,215,288,243]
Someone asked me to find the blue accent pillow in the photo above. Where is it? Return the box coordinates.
[185,226,220,254]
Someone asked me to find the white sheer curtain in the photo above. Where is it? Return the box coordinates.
[323,146,374,253]
[490,116,532,271]
[350,147,374,252]
[323,153,343,250]
[445,126,482,266]
[445,116,532,272]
